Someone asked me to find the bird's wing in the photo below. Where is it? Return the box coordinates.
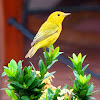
[31,22,59,46]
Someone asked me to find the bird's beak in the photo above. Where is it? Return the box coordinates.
[64,13,71,16]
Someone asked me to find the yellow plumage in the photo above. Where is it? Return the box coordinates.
[25,11,71,58]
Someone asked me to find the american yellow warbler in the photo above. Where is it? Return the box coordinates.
[25,11,71,58]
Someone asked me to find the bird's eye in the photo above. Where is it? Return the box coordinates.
[57,14,60,16]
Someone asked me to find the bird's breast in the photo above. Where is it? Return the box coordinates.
[38,27,62,48]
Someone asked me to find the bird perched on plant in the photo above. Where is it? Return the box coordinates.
[25,11,71,58]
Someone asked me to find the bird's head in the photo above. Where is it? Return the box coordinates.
[47,11,71,25]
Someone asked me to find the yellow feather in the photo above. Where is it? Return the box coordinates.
[25,43,40,58]
[25,11,71,58]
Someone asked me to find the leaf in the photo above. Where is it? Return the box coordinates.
[38,83,45,89]
[29,61,36,71]
[39,59,45,69]
[47,59,58,69]
[27,66,32,75]
[79,75,84,84]
[7,76,15,81]
[89,97,96,100]
[73,84,77,90]
[22,66,28,77]
[53,52,63,60]
[16,60,23,79]
[17,76,23,84]
[82,64,89,72]
[74,80,79,88]
[80,70,84,76]
[62,85,67,89]
[87,84,94,95]
[67,85,73,89]
[0,88,8,90]
[29,79,41,89]
[5,89,18,100]
[91,90,100,94]
[86,74,91,83]
[39,59,47,77]
[69,77,74,82]
[24,74,30,82]
[48,88,54,94]
[4,69,14,77]
[26,73,36,87]
[46,94,48,100]
[8,63,10,68]
[77,53,82,63]
[76,61,82,71]
[81,55,86,63]
[9,59,17,75]
[5,89,12,98]
[32,88,41,92]
[7,84,13,89]
[17,60,23,70]
[55,88,61,94]
[15,69,21,79]
[3,66,9,69]
[73,71,79,79]
[67,65,74,71]
[51,47,59,59]
[21,96,30,100]
[48,94,54,100]
[80,90,87,96]
[58,51,63,56]
[49,45,54,50]
[10,81,23,89]
[43,51,51,66]
[44,50,50,58]
[68,57,76,69]
[72,53,77,61]
[1,72,6,77]
[53,88,61,99]
[43,71,56,80]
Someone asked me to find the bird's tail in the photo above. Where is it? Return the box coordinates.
[25,44,40,58]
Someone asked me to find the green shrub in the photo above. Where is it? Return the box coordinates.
[68,53,98,100]
[1,46,98,100]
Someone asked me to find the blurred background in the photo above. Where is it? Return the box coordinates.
[0,0,100,99]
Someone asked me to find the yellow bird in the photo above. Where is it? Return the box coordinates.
[25,11,71,58]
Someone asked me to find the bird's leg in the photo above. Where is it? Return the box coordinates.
[43,47,46,52]
[43,47,54,55]
[48,47,54,52]
[48,47,54,55]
